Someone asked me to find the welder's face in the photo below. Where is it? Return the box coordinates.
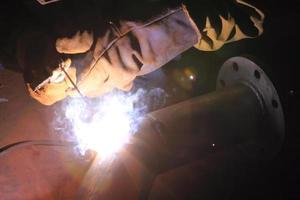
[27,58,77,105]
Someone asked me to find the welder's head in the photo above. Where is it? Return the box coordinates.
[17,31,75,105]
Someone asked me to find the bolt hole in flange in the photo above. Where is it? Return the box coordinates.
[220,80,226,87]
[254,70,261,79]
[272,99,278,109]
[232,62,239,72]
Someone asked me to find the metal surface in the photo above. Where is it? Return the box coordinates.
[0,57,285,199]
[0,69,90,200]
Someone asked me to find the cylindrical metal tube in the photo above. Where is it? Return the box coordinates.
[143,84,263,149]
[128,57,284,174]
[129,84,273,173]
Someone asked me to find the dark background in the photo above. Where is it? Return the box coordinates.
[0,0,298,199]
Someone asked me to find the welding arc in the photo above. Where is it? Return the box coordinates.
[0,140,76,156]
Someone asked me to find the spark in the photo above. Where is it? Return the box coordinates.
[54,88,167,161]
[64,91,144,159]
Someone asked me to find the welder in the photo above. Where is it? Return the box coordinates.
[16,0,264,105]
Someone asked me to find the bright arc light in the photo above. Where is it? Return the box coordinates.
[64,91,144,159]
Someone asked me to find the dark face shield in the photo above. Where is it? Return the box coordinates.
[17,31,78,105]
[33,59,72,92]
[25,58,77,106]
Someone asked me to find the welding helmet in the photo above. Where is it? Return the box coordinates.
[17,30,76,105]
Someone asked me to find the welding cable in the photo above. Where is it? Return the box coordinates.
[0,140,76,156]
[59,62,84,97]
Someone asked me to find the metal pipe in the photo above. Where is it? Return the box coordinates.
[129,57,284,172]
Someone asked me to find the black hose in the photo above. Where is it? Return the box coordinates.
[0,139,76,156]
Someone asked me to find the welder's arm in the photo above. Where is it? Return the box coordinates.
[56,0,264,54]
[27,1,265,105]
[61,5,201,97]
[22,5,200,105]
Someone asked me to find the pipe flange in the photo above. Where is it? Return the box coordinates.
[217,56,284,142]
